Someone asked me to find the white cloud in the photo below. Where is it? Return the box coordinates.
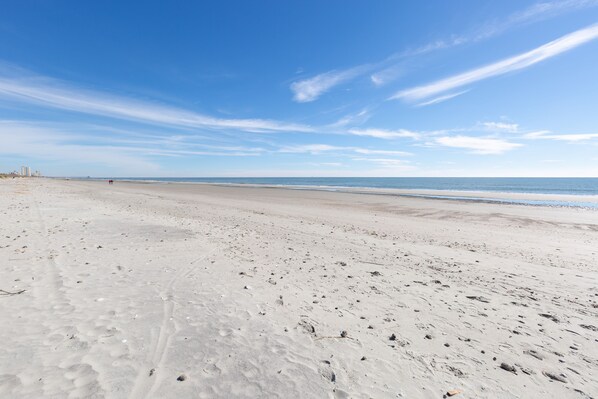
[279,144,340,154]
[291,1,598,100]
[392,24,598,102]
[0,73,313,134]
[370,66,404,87]
[405,36,468,58]
[352,157,414,169]
[0,120,266,176]
[348,128,420,139]
[482,121,519,132]
[290,67,367,103]
[524,130,598,141]
[405,1,598,52]
[352,148,412,156]
[309,162,345,167]
[0,122,159,172]
[369,74,385,87]
[435,135,522,154]
[388,0,598,78]
[474,0,598,41]
[415,90,469,107]
[523,130,553,138]
[330,108,371,127]
[516,0,598,20]
[278,144,411,156]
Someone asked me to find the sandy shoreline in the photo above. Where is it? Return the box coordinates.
[1,178,597,398]
[71,178,598,206]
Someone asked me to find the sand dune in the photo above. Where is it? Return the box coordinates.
[0,178,596,398]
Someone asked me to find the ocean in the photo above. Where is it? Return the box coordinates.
[99,177,598,208]
[114,177,598,195]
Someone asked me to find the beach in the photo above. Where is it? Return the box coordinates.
[1,178,597,398]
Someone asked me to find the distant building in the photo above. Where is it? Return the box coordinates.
[19,166,33,177]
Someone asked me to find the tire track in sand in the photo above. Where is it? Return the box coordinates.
[129,250,216,399]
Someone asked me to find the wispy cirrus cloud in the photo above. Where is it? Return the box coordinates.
[392,24,598,102]
[278,144,340,154]
[0,71,313,134]
[370,65,404,87]
[475,0,598,41]
[308,162,346,167]
[524,130,598,141]
[0,120,268,161]
[394,0,598,88]
[415,90,470,107]
[481,121,520,132]
[278,143,411,156]
[348,128,421,139]
[352,157,414,169]
[291,1,598,101]
[0,121,161,172]
[434,135,522,154]
[329,108,371,127]
[352,148,412,156]
[290,66,369,103]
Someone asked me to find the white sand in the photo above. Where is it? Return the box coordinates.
[1,178,596,398]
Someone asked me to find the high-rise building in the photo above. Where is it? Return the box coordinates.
[20,166,32,176]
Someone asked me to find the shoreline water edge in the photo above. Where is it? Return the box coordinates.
[69,177,598,209]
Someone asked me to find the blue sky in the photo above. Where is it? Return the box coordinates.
[0,0,597,177]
